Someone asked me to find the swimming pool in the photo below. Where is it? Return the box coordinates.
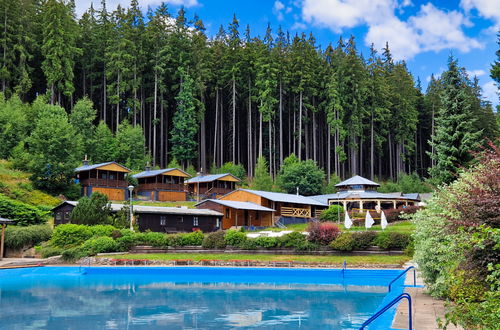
[0,267,406,329]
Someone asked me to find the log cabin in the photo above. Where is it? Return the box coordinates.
[195,199,275,229]
[75,161,130,201]
[186,173,240,199]
[132,167,190,202]
[218,189,328,225]
[52,201,223,233]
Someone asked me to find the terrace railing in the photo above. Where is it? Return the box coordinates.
[359,292,413,329]
[281,207,311,218]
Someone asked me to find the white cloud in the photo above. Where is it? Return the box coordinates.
[461,0,500,23]
[482,81,499,104]
[273,1,286,21]
[467,69,486,77]
[74,0,198,16]
[299,0,483,60]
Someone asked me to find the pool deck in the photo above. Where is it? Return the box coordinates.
[392,263,463,330]
[0,257,46,268]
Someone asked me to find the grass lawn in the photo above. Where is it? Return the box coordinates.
[262,220,414,233]
[100,253,410,266]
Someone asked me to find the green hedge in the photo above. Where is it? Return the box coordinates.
[4,224,52,249]
[0,194,47,226]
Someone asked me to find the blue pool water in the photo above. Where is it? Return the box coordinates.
[0,267,406,329]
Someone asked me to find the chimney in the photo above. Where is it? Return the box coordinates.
[296,187,299,196]
[83,154,89,166]
[145,162,151,172]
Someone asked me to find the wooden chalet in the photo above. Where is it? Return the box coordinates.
[75,161,130,201]
[310,175,420,213]
[195,199,275,229]
[219,189,328,223]
[186,173,240,199]
[133,167,190,202]
[52,202,223,233]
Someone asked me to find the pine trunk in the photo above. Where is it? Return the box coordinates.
[152,71,158,166]
[298,91,303,159]
[232,76,236,164]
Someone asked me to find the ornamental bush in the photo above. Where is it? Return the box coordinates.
[0,194,47,226]
[115,234,138,252]
[50,224,93,248]
[277,231,307,248]
[138,231,168,247]
[202,230,226,249]
[307,222,341,245]
[319,205,344,222]
[330,233,355,251]
[374,232,411,250]
[89,224,116,237]
[351,231,377,250]
[179,230,204,246]
[80,236,117,255]
[254,236,279,248]
[4,224,53,249]
[224,230,247,246]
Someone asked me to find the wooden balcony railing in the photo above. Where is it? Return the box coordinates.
[281,207,311,218]
[204,187,234,196]
[80,178,128,188]
[138,183,186,191]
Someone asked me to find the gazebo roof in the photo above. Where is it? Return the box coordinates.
[0,217,14,225]
[335,175,380,188]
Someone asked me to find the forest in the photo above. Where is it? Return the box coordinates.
[0,0,498,195]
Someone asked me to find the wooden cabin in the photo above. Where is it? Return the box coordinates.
[196,199,275,229]
[52,202,223,233]
[310,175,420,213]
[133,168,190,201]
[75,161,130,201]
[219,189,328,224]
[186,173,240,199]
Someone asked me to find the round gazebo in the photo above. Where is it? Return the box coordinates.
[0,217,14,261]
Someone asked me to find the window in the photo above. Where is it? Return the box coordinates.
[64,212,70,220]
[177,217,183,223]
[225,208,230,218]
[160,216,166,226]
[100,172,107,179]
[56,213,62,220]
[193,217,199,226]
[216,219,220,228]
[109,173,115,180]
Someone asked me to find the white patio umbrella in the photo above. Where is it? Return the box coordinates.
[381,211,388,230]
[365,211,375,229]
[344,211,353,229]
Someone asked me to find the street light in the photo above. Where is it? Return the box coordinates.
[128,185,134,231]
[196,172,201,202]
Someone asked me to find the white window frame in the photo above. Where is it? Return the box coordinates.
[160,216,166,226]
[193,217,199,226]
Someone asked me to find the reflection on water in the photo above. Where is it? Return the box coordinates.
[0,268,397,329]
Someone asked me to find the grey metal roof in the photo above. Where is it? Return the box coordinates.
[74,161,130,173]
[132,168,190,179]
[186,173,240,184]
[196,199,275,212]
[310,190,421,203]
[0,217,15,224]
[238,189,327,206]
[403,193,421,201]
[335,175,380,187]
[52,201,222,216]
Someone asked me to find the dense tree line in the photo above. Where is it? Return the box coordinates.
[0,0,498,190]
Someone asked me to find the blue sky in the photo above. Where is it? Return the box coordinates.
[77,0,500,106]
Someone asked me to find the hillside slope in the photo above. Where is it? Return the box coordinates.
[0,159,61,208]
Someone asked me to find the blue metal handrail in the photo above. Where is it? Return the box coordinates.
[388,266,416,291]
[360,292,412,329]
[342,260,347,278]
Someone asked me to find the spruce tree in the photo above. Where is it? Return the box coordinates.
[429,56,482,184]
[251,156,273,191]
[91,120,116,163]
[115,120,146,170]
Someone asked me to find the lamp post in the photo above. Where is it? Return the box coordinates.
[128,185,134,231]
[196,172,201,202]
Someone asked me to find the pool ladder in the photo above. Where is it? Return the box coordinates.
[79,257,91,273]
[388,266,416,291]
[359,292,413,329]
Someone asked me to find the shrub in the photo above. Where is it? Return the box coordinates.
[39,245,64,258]
[307,222,341,245]
[4,224,52,249]
[238,239,258,250]
[80,236,118,255]
[277,231,307,248]
[330,233,355,251]
[138,232,168,247]
[319,205,344,222]
[179,231,204,246]
[254,236,279,248]
[224,230,247,246]
[202,230,226,249]
[0,194,47,225]
[89,225,117,237]
[165,234,183,247]
[50,224,93,248]
[115,234,138,252]
[384,206,420,223]
[61,246,88,262]
[351,231,377,250]
[70,192,111,225]
[375,232,411,250]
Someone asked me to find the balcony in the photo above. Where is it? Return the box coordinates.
[80,178,128,188]
[137,183,186,192]
[281,207,312,218]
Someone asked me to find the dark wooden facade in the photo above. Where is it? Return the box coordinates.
[137,212,222,233]
[53,202,77,226]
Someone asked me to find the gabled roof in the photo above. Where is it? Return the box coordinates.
[75,161,130,173]
[186,173,240,184]
[403,193,420,201]
[132,168,190,179]
[234,189,327,206]
[196,199,275,212]
[335,175,380,187]
[52,201,223,216]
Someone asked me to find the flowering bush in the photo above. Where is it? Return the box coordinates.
[307,222,341,245]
